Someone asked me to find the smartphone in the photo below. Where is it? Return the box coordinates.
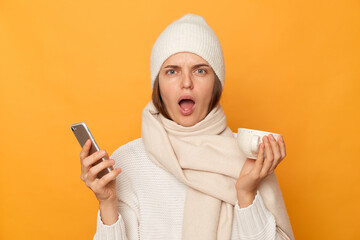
[71,122,113,179]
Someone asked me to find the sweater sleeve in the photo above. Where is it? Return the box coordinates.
[93,142,141,240]
[93,209,127,240]
[233,190,291,240]
[93,199,140,240]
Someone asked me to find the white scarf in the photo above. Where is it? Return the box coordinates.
[141,100,294,239]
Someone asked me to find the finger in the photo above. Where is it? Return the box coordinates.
[253,142,265,174]
[260,136,274,176]
[87,159,116,181]
[97,168,122,188]
[268,134,281,172]
[278,135,286,159]
[82,150,106,172]
[80,139,92,160]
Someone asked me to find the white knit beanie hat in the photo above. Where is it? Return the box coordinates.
[150,13,225,89]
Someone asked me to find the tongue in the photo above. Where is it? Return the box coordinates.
[180,99,194,110]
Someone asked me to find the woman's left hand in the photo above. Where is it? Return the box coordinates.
[235,134,286,208]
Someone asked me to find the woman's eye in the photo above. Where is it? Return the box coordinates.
[167,70,177,75]
[196,69,206,74]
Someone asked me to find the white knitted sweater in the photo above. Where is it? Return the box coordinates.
[93,138,287,240]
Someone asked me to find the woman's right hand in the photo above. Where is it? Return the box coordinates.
[80,139,122,203]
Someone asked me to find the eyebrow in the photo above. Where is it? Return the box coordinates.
[164,64,210,69]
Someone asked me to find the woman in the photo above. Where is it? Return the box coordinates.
[80,14,295,239]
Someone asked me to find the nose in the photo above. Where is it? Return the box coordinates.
[181,71,194,89]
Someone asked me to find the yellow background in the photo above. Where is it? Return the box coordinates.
[1,0,359,239]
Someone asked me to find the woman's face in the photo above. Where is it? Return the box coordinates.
[159,52,215,127]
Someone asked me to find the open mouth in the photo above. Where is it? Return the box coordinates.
[178,95,195,116]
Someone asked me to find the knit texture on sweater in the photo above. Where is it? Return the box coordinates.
[93,138,293,240]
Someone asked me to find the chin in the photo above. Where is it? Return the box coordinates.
[175,116,198,127]
[180,121,196,127]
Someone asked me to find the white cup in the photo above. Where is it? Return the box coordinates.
[237,128,282,159]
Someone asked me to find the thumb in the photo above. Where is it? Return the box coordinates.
[240,158,256,176]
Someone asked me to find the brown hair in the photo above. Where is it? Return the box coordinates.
[151,74,223,120]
